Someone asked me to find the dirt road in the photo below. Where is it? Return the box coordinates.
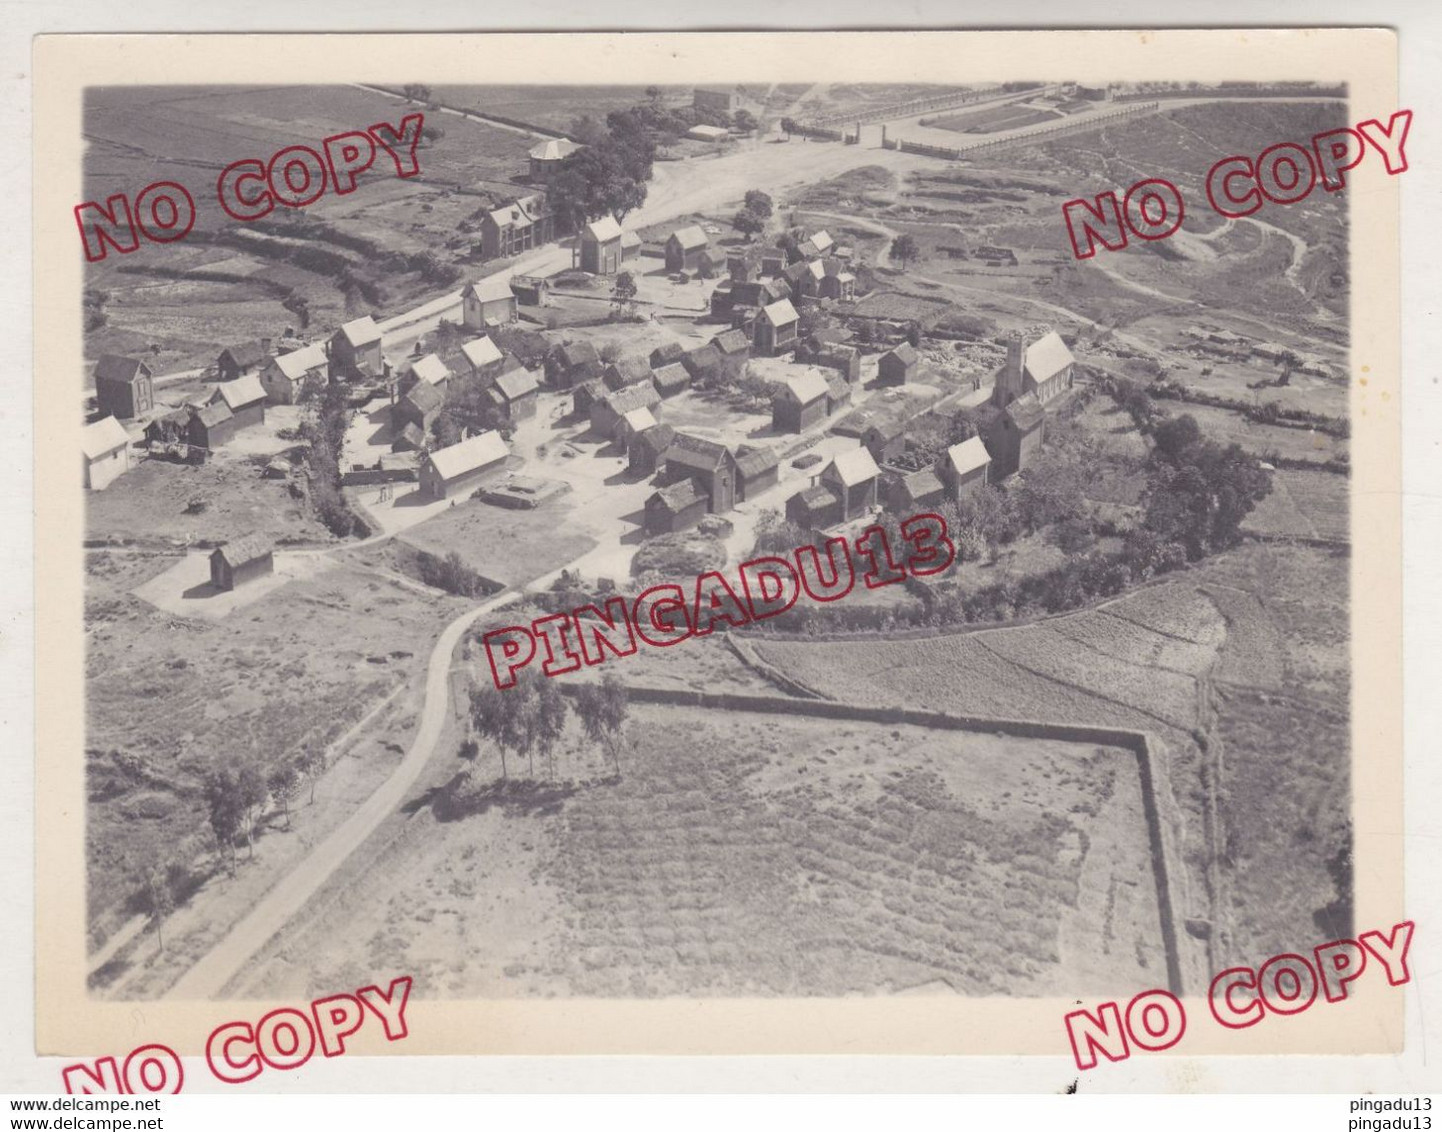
[164,593,506,1000]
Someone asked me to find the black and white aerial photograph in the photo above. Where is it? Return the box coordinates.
[75,73,1354,1012]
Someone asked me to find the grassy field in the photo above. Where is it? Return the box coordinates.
[1243,468,1349,542]
[231,703,1165,999]
[924,103,1058,134]
[429,85,667,135]
[85,556,471,935]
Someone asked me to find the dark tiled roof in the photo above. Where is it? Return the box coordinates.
[651,478,707,513]
[735,446,780,479]
[94,354,150,384]
[214,535,271,568]
[665,432,731,471]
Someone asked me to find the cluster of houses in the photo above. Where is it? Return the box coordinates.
[1180,325,1342,378]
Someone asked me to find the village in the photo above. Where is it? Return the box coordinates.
[80,80,1355,1007]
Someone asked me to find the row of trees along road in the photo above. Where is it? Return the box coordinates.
[470,669,629,781]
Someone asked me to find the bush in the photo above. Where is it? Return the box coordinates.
[415,550,491,597]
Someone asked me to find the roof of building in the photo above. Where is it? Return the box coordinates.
[605,356,652,388]
[882,343,918,367]
[82,415,131,460]
[583,215,623,243]
[1024,330,1076,385]
[635,423,676,457]
[492,367,539,401]
[794,483,841,512]
[464,274,516,304]
[683,342,723,373]
[403,381,445,414]
[273,343,328,380]
[823,372,851,404]
[601,381,661,415]
[668,224,709,250]
[425,430,509,481]
[686,124,730,141]
[665,432,732,471]
[193,403,234,429]
[826,445,881,487]
[649,342,686,367]
[410,353,451,386]
[946,435,992,479]
[555,340,601,369]
[94,354,151,384]
[761,298,799,327]
[864,417,906,441]
[486,196,545,230]
[529,137,579,162]
[712,328,750,355]
[1005,393,1047,433]
[462,336,504,370]
[775,370,830,405]
[618,406,658,435]
[620,230,642,249]
[651,477,708,514]
[338,316,382,349]
[395,422,426,449]
[213,535,272,568]
[900,467,945,501]
[220,341,268,369]
[213,373,266,411]
[735,445,780,480]
[651,362,691,393]
[806,229,834,253]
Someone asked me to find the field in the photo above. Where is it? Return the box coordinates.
[1242,468,1349,542]
[430,85,674,135]
[923,103,1058,134]
[1166,402,1347,466]
[230,703,1166,999]
[85,556,472,938]
[86,448,331,547]
[748,539,1352,975]
[84,85,534,373]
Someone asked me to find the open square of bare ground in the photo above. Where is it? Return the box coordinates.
[231,705,1165,1000]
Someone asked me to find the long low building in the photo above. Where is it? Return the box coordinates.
[418,430,510,499]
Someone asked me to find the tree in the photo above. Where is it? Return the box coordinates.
[890,234,921,270]
[146,866,174,954]
[731,208,766,238]
[780,116,799,137]
[421,125,446,143]
[645,85,662,104]
[202,769,245,873]
[573,672,629,776]
[236,763,268,859]
[743,189,773,219]
[611,270,638,316]
[298,746,326,806]
[548,143,652,233]
[533,676,569,781]
[268,762,302,829]
[402,83,432,103]
[733,109,758,133]
[471,670,566,781]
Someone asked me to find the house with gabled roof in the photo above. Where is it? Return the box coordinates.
[659,432,738,514]
[878,343,918,386]
[262,343,327,404]
[330,316,383,379]
[210,536,274,592]
[392,421,427,453]
[93,355,155,420]
[649,341,686,369]
[82,416,133,490]
[801,229,834,259]
[786,482,843,531]
[580,215,624,274]
[406,353,452,393]
[862,419,907,465]
[821,446,881,520]
[629,423,675,476]
[418,430,510,499]
[992,328,1076,408]
[664,224,710,273]
[461,335,506,382]
[620,229,642,262]
[650,362,692,399]
[602,356,652,392]
[572,378,606,418]
[590,381,661,436]
[735,445,781,500]
[754,298,800,356]
[984,393,1046,479]
[187,402,236,452]
[487,367,540,421]
[772,370,831,434]
[546,340,602,389]
[480,195,553,261]
[886,466,947,512]
[941,435,992,499]
[681,342,724,382]
[209,373,267,430]
[394,380,445,434]
[217,340,269,382]
[823,372,852,414]
[462,274,519,330]
[644,478,709,536]
[613,405,658,448]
